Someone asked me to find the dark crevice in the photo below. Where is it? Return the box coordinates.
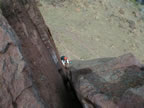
[1,0,83,107]
[58,69,83,108]
[140,66,144,71]
[6,87,17,108]
[1,65,17,108]
[0,43,10,54]
[12,101,17,108]
[8,85,32,108]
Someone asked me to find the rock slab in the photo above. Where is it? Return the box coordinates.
[0,12,45,108]
[71,53,144,108]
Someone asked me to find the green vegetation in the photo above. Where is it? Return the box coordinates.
[130,0,137,3]
[129,0,139,7]
[129,0,143,8]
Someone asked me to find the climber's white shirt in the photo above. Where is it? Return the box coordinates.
[61,60,69,65]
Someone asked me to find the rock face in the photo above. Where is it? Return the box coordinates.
[0,12,45,108]
[0,0,82,108]
[1,0,144,108]
[71,53,144,108]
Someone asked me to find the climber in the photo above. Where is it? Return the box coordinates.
[61,56,70,68]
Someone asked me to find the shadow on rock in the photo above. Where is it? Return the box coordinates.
[69,53,144,108]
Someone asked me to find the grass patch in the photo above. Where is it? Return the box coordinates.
[129,0,139,6]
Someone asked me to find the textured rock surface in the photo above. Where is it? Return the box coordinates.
[1,0,144,108]
[1,0,63,106]
[0,0,82,108]
[71,53,144,108]
[0,12,45,108]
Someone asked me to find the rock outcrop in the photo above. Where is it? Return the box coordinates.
[0,0,82,108]
[71,53,144,108]
[1,0,144,108]
[0,11,45,108]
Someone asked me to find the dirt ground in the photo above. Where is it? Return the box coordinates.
[39,0,144,63]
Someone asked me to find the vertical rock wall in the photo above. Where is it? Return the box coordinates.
[0,12,45,108]
[0,0,79,108]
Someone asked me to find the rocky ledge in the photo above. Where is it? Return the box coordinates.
[70,53,144,108]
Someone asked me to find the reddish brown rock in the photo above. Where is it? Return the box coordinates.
[71,53,144,108]
[1,0,82,108]
[1,0,64,107]
[0,13,45,108]
[118,85,144,108]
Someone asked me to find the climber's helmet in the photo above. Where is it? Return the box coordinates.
[64,57,68,60]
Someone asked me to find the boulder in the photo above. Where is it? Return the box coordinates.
[71,53,144,108]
